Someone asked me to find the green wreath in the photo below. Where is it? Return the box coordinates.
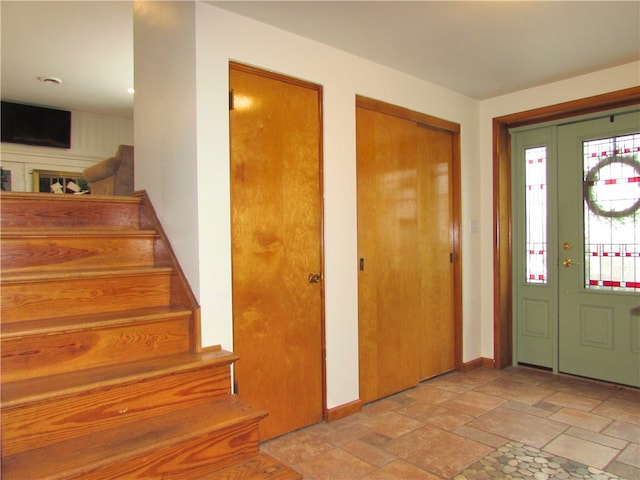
[583,155,640,218]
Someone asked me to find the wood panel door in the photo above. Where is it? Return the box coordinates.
[229,63,324,440]
[357,97,459,404]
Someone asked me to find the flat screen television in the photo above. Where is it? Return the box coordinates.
[1,101,71,149]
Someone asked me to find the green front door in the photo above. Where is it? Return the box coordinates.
[513,109,640,387]
[557,112,640,387]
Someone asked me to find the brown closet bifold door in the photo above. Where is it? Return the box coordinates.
[356,96,461,404]
[229,62,325,440]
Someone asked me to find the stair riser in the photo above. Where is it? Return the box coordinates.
[1,273,171,323]
[0,198,141,229]
[2,316,192,383]
[2,366,233,457]
[68,421,261,480]
[1,236,156,273]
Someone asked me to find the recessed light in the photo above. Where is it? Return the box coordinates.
[38,76,62,85]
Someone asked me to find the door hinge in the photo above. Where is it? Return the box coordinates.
[233,380,239,394]
[229,88,234,111]
[450,253,454,264]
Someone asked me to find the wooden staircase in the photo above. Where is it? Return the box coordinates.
[0,192,301,480]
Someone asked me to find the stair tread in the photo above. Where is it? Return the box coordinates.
[2,396,268,480]
[1,305,193,338]
[1,265,173,282]
[205,452,302,480]
[2,348,238,408]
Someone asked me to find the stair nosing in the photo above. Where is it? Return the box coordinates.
[1,228,158,238]
[0,192,142,204]
[0,266,173,283]
[2,349,239,408]
[1,306,193,339]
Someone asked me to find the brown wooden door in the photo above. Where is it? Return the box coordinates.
[356,107,422,402]
[229,63,324,440]
[416,125,456,380]
[357,98,458,404]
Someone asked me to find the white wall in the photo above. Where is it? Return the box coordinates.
[194,4,480,409]
[133,1,200,296]
[1,111,132,191]
[477,61,640,359]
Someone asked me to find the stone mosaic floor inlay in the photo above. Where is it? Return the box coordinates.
[454,441,625,480]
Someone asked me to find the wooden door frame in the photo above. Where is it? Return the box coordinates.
[356,95,464,372]
[492,86,640,369]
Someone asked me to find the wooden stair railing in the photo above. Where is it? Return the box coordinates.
[0,191,300,480]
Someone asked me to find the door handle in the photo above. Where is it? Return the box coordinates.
[308,273,322,283]
[562,258,577,268]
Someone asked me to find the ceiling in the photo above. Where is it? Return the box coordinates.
[214,1,640,99]
[1,1,638,119]
[1,1,134,118]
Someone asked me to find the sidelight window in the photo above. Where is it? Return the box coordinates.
[525,146,548,284]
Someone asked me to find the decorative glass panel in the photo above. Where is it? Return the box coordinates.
[525,146,548,284]
[583,133,640,292]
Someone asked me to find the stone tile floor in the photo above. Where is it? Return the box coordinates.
[261,367,639,479]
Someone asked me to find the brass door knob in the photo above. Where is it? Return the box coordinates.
[562,258,574,268]
[308,273,322,283]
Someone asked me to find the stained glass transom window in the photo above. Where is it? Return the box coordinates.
[525,146,548,284]
[583,133,640,292]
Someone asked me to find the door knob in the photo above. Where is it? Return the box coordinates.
[562,258,574,268]
[308,273,322,283]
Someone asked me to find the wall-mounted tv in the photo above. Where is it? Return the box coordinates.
[1,101,71,149]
